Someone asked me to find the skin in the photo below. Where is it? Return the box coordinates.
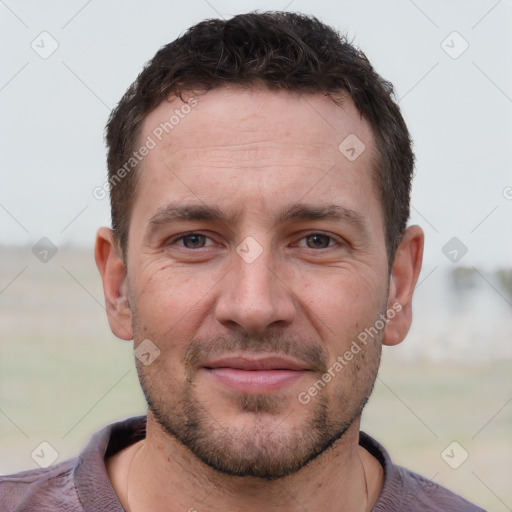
[95,87,424,512]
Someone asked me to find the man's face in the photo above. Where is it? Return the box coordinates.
[124,87,390,478]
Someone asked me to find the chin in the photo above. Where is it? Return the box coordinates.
[145,384,359,480]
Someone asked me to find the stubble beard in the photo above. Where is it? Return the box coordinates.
[133,324,382,480]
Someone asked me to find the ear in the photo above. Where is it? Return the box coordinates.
[94,227,133,340]
[383,225,424,347]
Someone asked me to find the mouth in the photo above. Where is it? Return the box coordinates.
[201,355,310,393]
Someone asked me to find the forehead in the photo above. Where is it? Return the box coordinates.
[143,87,375,162]
[132,87,381,231]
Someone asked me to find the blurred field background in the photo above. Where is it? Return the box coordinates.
[1,244,511,511]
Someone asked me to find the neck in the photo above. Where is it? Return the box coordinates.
[107,414,384,512]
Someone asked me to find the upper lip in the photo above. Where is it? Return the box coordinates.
[202,355,310,371]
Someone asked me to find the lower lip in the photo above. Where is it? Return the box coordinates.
[204,368,307,393]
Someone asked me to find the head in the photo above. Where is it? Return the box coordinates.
[105,11,414,267]
[96,12,423,480]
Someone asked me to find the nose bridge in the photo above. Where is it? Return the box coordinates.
[215,239,295,332]
[236,247,275,302]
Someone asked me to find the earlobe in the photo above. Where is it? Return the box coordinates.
[94,227,133,340]
[383,225,424,347]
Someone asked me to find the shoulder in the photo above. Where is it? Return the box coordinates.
[0,416,146,512]
[0,459,82,512]
[389,464,487,511]
[359,432,487,512]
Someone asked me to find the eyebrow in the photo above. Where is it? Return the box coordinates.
[146,202,369,238]
[277,203,367,228]
[148,204,226,228]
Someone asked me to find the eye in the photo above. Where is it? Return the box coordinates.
[301,233,335,249]
[174,233,210,248]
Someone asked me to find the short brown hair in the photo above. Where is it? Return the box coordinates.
[106,11,414,265]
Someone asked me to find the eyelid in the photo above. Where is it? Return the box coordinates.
[166,231,216,248]
[295,231,343,247]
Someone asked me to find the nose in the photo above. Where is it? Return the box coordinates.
[214,244,296,333]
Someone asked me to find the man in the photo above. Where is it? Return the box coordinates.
[0,11,485,512]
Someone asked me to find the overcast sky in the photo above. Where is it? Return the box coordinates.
[1,0,511,269]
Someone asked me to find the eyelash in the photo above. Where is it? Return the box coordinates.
[167,232,340,250]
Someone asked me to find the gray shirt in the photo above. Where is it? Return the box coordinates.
[0,416,486,511]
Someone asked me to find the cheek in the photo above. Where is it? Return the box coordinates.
[303,270,387,349]
[129,260,221,352]
[325,276,385,394]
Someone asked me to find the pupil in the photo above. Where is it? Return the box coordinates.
[308,235,329,248]
[185,235,204,248]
